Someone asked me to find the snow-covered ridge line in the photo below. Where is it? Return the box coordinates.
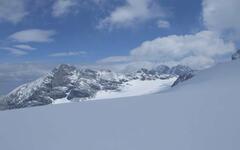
[0,64,194,110]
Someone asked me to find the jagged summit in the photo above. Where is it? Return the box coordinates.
[52,64,79,87]
[53,64,77,75]
[154,65,170,74]
[169,65,194,76]
[169,65,194,87]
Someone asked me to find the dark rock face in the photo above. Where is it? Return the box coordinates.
[99,79,120,90]
[131,65,193,85]
[0,64,126,110]
[48,87,68,99]
[132,66,173,81]
[170,65,194,87]
[232,50,240,60]
[51,64,77,87]
[171,73,194,87]
[67,88,93,100]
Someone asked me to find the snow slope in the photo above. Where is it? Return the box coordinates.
[52,77,177,104]
[0,60,239,150]
[93,78,177,100]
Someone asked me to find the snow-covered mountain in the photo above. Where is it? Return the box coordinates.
[0,60,239,150]
[0,64,194,110]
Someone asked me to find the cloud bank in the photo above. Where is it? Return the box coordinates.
[98,0,239,70]
[202,0,240,39]
[99,31,235,69]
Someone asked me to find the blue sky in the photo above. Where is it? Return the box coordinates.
[0,0,240,94]
[0,0,204,64]
[0,0,240,67]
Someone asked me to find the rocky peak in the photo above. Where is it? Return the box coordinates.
[79,69,97,79]
[53,64,77,76]
[134,68,166,80]
[52,64,78,87]
[169,65,194,76]
[136,68,149,74]
[232,50,240,60]
[170,65,194,87]
[152,65,170,74]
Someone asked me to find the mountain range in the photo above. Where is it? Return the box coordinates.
[1,50,239,111]
[0,64,194,110]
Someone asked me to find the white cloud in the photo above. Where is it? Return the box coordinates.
[178,56,215,70]
[49,51,86,57]
[130,31,235,69]
[1,45,35,56]
[98,0,166,29]
[202,0,240,39]
[97,56,130,63]
[95,60,157,73]
[1,47,28,56]
[0,0,28,24]
[9,29,56,43]
[52,0,77,17]
[99,31,235,69]
[157,20,170,28]
[14,44,36,50]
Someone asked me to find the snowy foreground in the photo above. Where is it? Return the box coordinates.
[0,60,240,150]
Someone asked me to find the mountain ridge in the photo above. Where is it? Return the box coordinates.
[0,64,194,110]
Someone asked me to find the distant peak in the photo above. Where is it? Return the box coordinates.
[232,49,240,60]
[137,68,149,73]
[53,64,77,74]
[154,65,170,74]
[168,65,193,80]
[57,64,76,70]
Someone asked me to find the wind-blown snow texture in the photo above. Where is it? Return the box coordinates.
[0,60,239,150]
